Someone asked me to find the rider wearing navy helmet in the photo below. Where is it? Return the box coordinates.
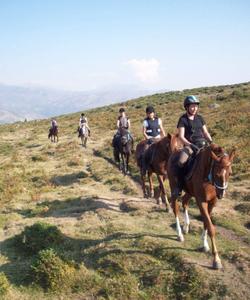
[173,95,213,196]
[143,105,165,142]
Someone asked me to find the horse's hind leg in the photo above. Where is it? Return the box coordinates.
[199,201,222,269]
[84,137,87,148]
[148,171,154,198]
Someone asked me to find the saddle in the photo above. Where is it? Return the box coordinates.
[183,154,199,181]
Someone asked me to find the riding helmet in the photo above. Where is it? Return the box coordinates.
[119,108,125,113]
[183,95,200,109]
[146,106,155,113]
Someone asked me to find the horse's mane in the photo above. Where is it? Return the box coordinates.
[167,132,184,153]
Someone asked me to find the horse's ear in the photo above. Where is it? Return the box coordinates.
[211,151,221,162]
[229,148,236,162]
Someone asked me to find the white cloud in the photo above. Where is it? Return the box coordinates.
[125,58,160,84]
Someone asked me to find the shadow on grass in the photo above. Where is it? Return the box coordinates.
[93,148,141,185]
[50,171,88,186]
[13,196,124,219]
[0,229,195,287]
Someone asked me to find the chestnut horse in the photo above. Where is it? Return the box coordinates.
[167,134,235,269]
[48,126,58,143]
[135,136,173,211]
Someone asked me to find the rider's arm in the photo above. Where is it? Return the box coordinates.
[159,118,165,137]
[202,125,213,143]
[116,119,120,129]
[142,120,149,139]
[143,127,148,140]
[178,127,192,146]
[127,119,131,129]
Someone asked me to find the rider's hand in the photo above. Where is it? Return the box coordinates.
[190,143,200,153]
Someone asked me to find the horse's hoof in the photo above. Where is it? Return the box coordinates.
[178,235,184,242]
[166,206,173,214]
[203,245,210,253]
[183,226,189,234]
[213,260,223,270]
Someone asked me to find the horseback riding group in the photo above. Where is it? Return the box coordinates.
[48,113,91,147]
[112,95,235,269]
[47,95,235,269]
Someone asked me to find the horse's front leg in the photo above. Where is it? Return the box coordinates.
[157,174,172,212]
[199,201,222,269]
[125,153,130,174]
[148,171,154,198]
[182,193,191,234]
[172,196,184,242]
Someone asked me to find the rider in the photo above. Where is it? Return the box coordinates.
[78,113,90,137]
[112,108,133,147]
[51,118,58,130]
[173,95,213,196]
[141,106,165,175]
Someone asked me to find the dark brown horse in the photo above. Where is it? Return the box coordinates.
[167,134,235,269]
[113,128,133,175]
[48,126,58,143]
[135,136,173,211]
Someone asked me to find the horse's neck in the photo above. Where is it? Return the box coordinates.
[157,138,171,160]
[198,148,212,178]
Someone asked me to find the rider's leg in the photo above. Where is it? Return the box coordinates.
[173,146,193,197]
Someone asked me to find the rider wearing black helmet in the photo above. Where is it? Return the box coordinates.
[112,107,133,148]
[141,105,165,175]
[173,95,213,196]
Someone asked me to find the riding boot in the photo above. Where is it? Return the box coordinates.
[172,176,184,198]
[172,165,184,197]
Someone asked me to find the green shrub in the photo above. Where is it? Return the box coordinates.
[32,248,75,291]
[0,272,10,296]
[17,222,64,254]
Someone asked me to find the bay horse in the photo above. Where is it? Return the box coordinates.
[113,128,133,175]
[167,134,235,269]
[48,126,58,143]
[78,125,90,148]
[135,136,173,211]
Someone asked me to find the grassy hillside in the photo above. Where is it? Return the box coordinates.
[0,82,249,299]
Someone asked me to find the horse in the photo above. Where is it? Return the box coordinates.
[135,135,174,211]
[48,126,58,143]
[167,134,235,269]
[113,128,133,174]
[78,125,90,148]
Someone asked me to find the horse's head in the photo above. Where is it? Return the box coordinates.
[167,132,184,153]
[210,144,236,199]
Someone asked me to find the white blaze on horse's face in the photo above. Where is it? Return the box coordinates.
[211,149,235,199]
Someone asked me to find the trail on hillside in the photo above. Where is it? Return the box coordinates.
[0,84,250,298]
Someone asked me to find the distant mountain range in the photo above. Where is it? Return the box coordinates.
[0,83,159,124]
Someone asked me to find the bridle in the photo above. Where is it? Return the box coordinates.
[208,153,229,191]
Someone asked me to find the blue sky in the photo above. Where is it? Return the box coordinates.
[0,0,249,91]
